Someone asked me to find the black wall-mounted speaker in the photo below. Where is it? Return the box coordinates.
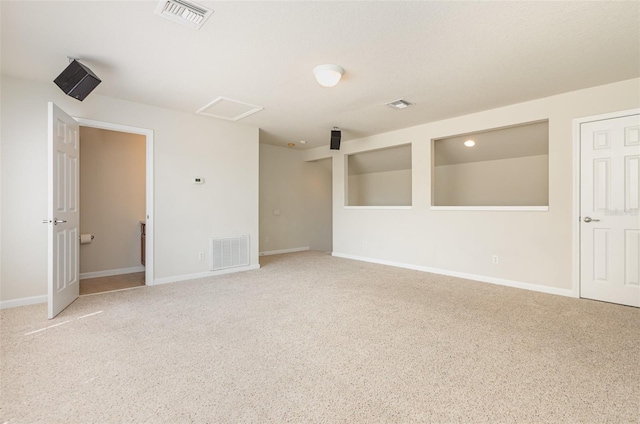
[54,60,101,102]
[330,129,341,150]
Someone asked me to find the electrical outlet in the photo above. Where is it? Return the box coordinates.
[492,255,499,264]
[198,252,205,260]
[265,236,270,243]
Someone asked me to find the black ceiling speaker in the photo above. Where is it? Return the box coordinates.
[330,127,341,150]
[54,59,101,101]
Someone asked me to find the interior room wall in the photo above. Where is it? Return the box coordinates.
[433,154,548,206]
[304,158,332,252]
[348,169,412,206]
[79,127,146,274]
[259,144,332,254]
[0,75,259,303]
[306,78,639,293]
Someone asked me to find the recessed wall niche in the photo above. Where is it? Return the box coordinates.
[346,144,412,207]
[432,121,549,208]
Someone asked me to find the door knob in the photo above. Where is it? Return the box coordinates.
[53,218,67,225]
[583,216,600,223]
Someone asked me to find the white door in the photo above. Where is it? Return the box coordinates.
[47,103,80,319]
[580,112,640,307]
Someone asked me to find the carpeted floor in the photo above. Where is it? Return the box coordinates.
[1,251,638,423]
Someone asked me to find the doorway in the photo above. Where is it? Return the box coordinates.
[78,126,145,294]
[76,118,154,292]
[306,157,333,253]
[574,109,640,307]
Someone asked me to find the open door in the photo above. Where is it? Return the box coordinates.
[46,103,80,318]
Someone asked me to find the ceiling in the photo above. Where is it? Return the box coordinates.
[434,121,549,166]
[1,1,638,150]
[348,145,411,175]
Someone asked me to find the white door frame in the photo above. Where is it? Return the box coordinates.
[571,108,640,299]
[75,118,155,286]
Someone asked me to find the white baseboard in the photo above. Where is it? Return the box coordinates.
[260,247,309,256]
[332,252,576,298]
[80,266,145,280]
[153,264,261,285]
[0,294,47,310]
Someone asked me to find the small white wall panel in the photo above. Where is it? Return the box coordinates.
[56,231,66,291]
[626,155,639,211]
[68,126,78,149]
[625,126,640,146]
[68,228,77,284]
[593,158,610,212]
[56,118,66,141]
[56,152,66,212]
[68,156,77,211]
[593,130,611,150]
[593,229,609,282]
[625,230,640,286]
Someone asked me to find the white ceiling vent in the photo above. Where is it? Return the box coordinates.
[155,0,213,30]
[385,99,414,109]
[197,97,264,121]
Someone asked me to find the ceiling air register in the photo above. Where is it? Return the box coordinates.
[155,0,213,30]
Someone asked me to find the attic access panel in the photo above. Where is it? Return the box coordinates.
[196,97,263,121]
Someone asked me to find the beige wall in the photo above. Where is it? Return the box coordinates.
[348,169,412,206]
[0,75,259,303]
[306,78,639,292]
[79,127,146,274]
[305,158,333,253]
[433,155,548,206]
[259,144,332,253]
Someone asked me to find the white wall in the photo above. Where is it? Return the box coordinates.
[348,169,412,206]
[259,144,332,254]
[0,75,259,303]
[307,78,639,292]
[79,127,146,274]
[433,154,548,206]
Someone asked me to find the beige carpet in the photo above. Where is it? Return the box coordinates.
[1,251,638,423]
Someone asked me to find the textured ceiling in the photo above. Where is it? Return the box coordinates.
[435,121,549,166]
[348,145,412,175]
[1,1,638,150]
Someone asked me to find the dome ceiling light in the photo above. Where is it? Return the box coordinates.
[313,64,344,87]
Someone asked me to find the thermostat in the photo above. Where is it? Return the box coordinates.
[194,177,205,184]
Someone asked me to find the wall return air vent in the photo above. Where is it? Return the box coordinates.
[210,236,250,271]
[155,0,213,30]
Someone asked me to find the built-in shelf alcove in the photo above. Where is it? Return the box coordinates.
[346,144,412,207]
[432,121,549,210]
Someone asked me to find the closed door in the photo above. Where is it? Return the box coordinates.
[580,113,640,307]
[47,103,80,318]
